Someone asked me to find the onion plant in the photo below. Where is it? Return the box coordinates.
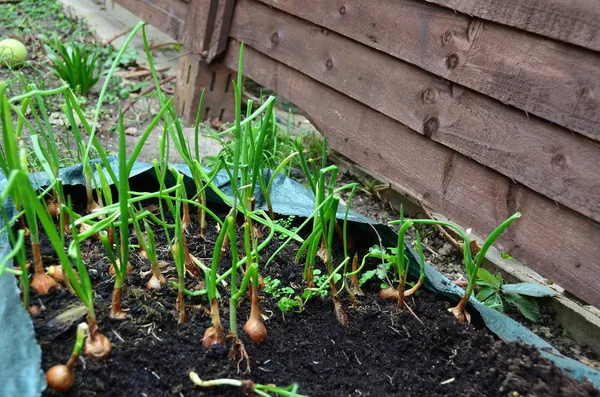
[131,208,165,290]
[189,373,307,397]
[390,212,522,322]
[1,164,113,360]
[202,213,229,349]
[97,113,133,320]
[171,172,188,324]
[46,322,89,392]
[0,226,28,308]
[0,82,58,294]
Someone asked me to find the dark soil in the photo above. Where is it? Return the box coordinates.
[337,170,600,368]
[29,194,599,397]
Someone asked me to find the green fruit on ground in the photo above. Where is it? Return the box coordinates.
[0,38,27,67]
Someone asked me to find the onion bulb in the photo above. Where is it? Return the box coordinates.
[85,331,112,361]
[377,287,399,300]
[46,364,75,392]
[31,272,58,295]
[243,286,267,343]
[46,322,89,392]
[46,265,65,284]
[202,325,225,349]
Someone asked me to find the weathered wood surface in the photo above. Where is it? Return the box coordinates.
[175,54,235,123]
[182,0,219,54]
[223,41,600,309]
[422,0,600,52]
[205,0,236,62]
[114,0,187,39]
[231,0,600,223]
[253,0,600,142]
[180,0,235,61]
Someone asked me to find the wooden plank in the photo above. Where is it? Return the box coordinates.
[206,0,236,62]
[181,0,219,55]
[230,0,600,223]
[175,54,236,123]
[181,0,234,62]
[223,40,600,309]
[253,0,600,142]
[114,0,185,39]
[422,0,600,52]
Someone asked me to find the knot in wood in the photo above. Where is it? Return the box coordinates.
[270,31,279,45]
[325,58,333,70]
[422,87,437,104]
[445,53,459,70]
[441,30,454,46]
[551,153,568,170]
[339,5,346,15]
[423,117,439,138]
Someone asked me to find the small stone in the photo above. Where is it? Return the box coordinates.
[438,242,453,256]
[124,127,138,136]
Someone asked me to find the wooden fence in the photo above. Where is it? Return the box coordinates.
[113,0,600,309]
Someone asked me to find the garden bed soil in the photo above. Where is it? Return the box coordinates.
[30,200,599,397]
[336,171,600,367]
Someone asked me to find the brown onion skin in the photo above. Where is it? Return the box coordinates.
[243,287,267,343]
[46,365,75,392]
[377,287,399,300]
[202,326,225,349]
[85,332,112,361]
[31,273,58,295]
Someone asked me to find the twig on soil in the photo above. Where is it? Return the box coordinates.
[403,301,424,326]
[102,28,133,47]
[113,75,176,123]
[26,17,48,56]
[149,42,180,51]
[419,201,462,251]
[114,67,169,80]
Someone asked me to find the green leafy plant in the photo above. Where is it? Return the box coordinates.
[391,212,522,322]
[263,276,304,316]
[475,268,556,322]
[353,208,426,310]
[46,41,102,95]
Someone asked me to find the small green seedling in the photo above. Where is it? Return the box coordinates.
[475,268,556,322]
[391,212,522,322]
[46,322,89,392]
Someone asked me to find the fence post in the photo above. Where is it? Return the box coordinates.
[175,0,237,124]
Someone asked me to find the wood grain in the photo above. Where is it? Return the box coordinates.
[230,0,600,223]
[182,0,219,54]
[175,54,235,123]
[114,0,186,40]
[205,0,236,62]
[253,0,600,142]
[223,40,600,309]
[422,0,600,52]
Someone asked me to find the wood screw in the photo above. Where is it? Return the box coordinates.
[339,5,346,15]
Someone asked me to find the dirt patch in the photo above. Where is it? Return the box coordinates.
[30,198,599,397]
